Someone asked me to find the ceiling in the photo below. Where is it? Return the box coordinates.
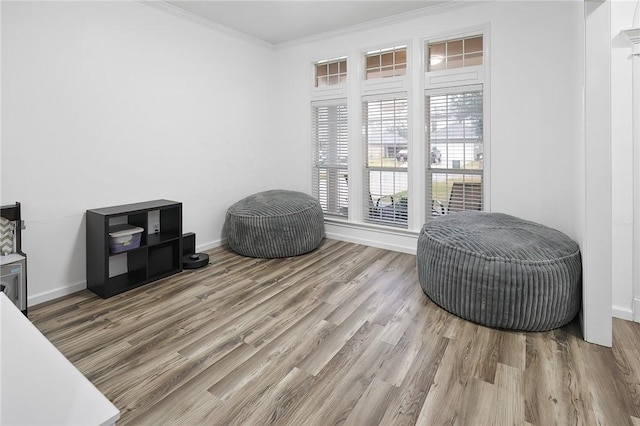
[165,1,448,45]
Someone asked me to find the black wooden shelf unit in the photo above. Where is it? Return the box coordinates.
[86,199,182,298]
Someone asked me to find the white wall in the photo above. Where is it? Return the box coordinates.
[1,1,277,304]
[611,0,637,320]
[273,1,585,247]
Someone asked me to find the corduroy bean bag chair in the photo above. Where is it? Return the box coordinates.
[225,190,324,258]
[417,211,581,331]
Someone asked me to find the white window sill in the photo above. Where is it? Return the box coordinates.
[324,216,420,237]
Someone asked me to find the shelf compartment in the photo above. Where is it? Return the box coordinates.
[128,212,148,247]
[148,241,180,280]
[146,233,179,247]
[107,268,147,295]
[108,213,148,248]
[159,208,181,240]
[107,249,147,293]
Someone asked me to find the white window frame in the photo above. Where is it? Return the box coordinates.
[315,56,347,88]
[362,93,410,229]
[364,45,408,81]
[425,85,484,218]
[307,30,488,238]
[357,41,413,230]
[312,99,349,218]
[361,41,411,97]
[311,55,348,101]
[424,27,490,219]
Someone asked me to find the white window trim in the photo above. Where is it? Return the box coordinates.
[424,29,486,89]
[360,40,412,96]
[425,65,484,90]
[425,84,484,217]
[307,27,489,241]
[362,93,411,229]
[423,24,491,216]
[311,55,348,101]
[311,98,349,218]
[358,40,415,230]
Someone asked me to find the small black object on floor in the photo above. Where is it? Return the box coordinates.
[183,252,209,269]
[182,232,209,269]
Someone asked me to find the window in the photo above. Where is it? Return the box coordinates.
[312,102,348,217]
[309,31,486,232]
[315,57,347,87]
[365,46,407,80]
[427,35,483,71]
[426,86,483,217]
[363,96,408,228]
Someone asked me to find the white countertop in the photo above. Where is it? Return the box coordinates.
[0,254,25,266]
[0,293,120,425]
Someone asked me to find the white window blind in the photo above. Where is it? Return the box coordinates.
[312,102,348,217]
[363,95,408,228]
[426,86,483,217]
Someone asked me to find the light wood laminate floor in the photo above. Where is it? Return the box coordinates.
[30,239,640,425]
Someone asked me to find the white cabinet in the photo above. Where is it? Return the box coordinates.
[0,293,119,425]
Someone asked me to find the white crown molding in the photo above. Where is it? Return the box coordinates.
[137,0,483,51]
[136,0,276,50]
[624,28,640,45]
[274,1,487,49]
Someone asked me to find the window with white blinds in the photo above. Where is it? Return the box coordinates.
[363,96,409,228]
[426,86,483,217]
[312,102,349,217]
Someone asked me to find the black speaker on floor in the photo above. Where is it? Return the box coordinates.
[182,232,209,269]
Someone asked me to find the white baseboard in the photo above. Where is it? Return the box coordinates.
[29,281,87,308]
[203,227,418,256]
[28,238,228,308]
[633,298,640,323]
[324,221,418,255]
[612,304,634,321]
[197,237,227,253]
[325,231,417,254]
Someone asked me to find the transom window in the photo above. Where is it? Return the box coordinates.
[427,35,483,71]
[315,57,347,87]
[365,46,407,80]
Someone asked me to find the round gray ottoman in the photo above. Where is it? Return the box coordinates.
[225,190,324,258]
[417,212,581,331]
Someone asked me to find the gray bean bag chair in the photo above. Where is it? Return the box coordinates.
[225,190,324,258]
[417,211,581,331]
